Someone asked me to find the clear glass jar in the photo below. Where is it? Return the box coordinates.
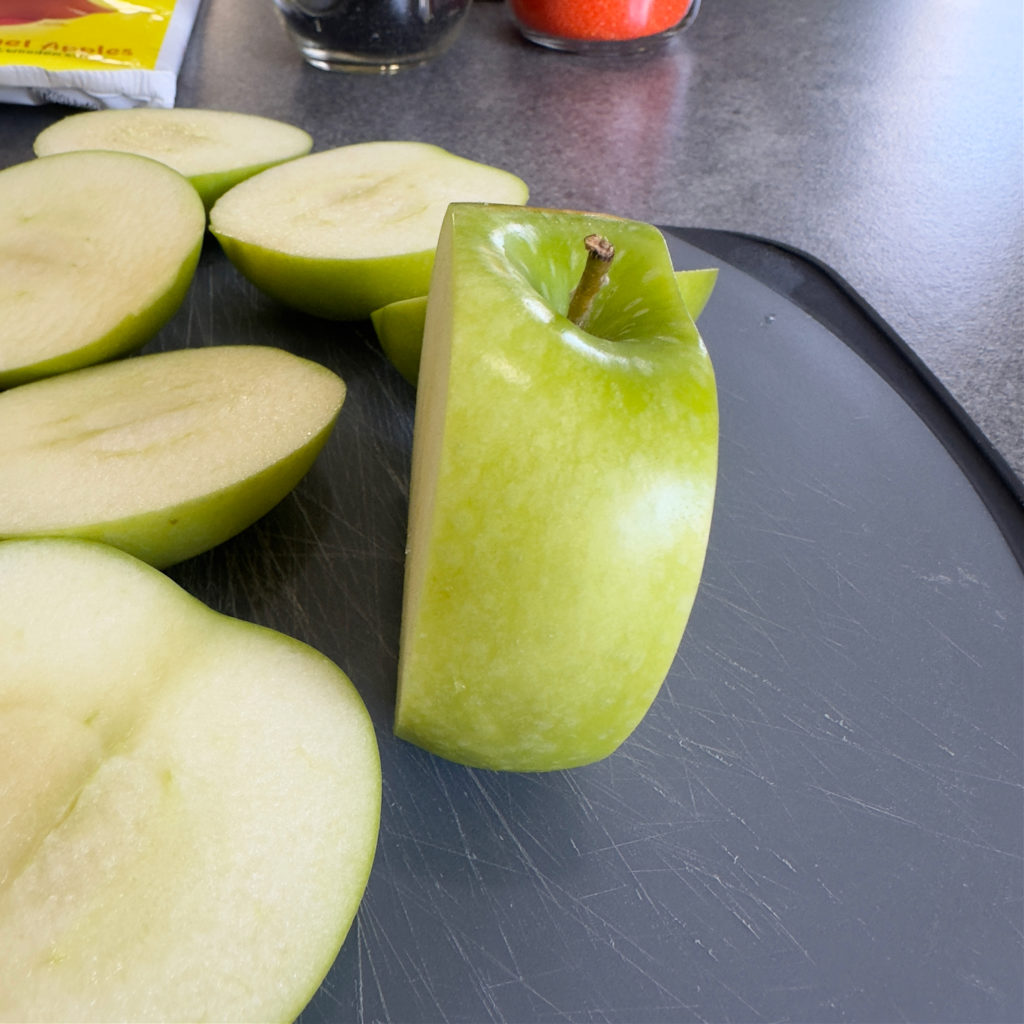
[273,0,473,74]
[508,0,701,55]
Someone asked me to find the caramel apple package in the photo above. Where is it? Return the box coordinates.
[0,0,201,108]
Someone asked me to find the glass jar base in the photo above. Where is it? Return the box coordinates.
[515,25,678,55]
[512,0,701,56]
[273,0,470,74]
[296,42,443,74]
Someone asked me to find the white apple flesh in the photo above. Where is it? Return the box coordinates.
[0,537,380,1023]
[33,107,314,209]
[0,345,345,567]
[396,204,719,771]
[0,150,205,388]
[209,141,529,320]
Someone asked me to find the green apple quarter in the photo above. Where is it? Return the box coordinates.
[372,267,719,387]
[33,107,315,210]
[0,537,380,1023]
[395,204,719,771]
[209,141,529,321]
[0,345,345,567]
[0,150,205,389]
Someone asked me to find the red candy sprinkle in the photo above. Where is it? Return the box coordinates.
[509,0,693,42]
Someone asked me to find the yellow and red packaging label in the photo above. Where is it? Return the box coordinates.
[0,0,201,108]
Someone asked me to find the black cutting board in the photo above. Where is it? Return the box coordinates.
[157,228,1023,1024]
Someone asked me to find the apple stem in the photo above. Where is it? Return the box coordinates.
[567,234,614,328]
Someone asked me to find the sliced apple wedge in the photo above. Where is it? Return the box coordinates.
[675,266,718,321]
[371,293,430,385]
[0,150,205,389]
[0,345,345,567]
[0,536,380,1024]
[33,107,314,210]
[209,141,529,320]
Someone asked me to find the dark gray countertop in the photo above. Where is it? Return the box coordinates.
[2,1,1021,479]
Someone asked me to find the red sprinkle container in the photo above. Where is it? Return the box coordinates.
[508,0,701,54]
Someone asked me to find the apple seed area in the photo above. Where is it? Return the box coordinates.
[0,151,205,388]
[34,108,312,178]
[0,346,346,567]
[208,141,529,320]
[0,538,380,1024]
[211,142,527,259]
[33,108,315,208]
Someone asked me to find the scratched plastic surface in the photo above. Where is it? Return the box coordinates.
[159,232,1022,1024]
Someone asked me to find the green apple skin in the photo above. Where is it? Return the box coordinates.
[0,537,380,1024]
[676,267,718,321]
[33,107,314,210]
[187,160,296,210]
[0,346,345,568]
[208,142,529,321]
[395,204,719,771]
[373,268,719,388]
[0,151,205,389]
[215,233,437,321]
[371,294,430,385]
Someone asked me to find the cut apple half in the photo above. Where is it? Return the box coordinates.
[33,107,314,210]
[209,141,529,320]
[0,536,380,1024]
[0,150,205,389]
[0,345,345,567]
